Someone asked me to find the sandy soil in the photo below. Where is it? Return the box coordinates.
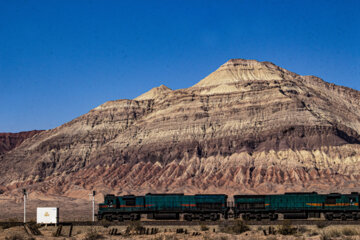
[1,223,360,240]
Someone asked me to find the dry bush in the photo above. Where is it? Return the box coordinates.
[308,230,319,236]
[99,219,111,228]
[152,235,178,240]
[84,228,103,240]
[321,229,342,240]
[2,218,19,229]
[5,234,34,240]
[125,221,145,235]
[342,227,358,236]
[219,220,249,234]
[5,234,23,240]
[297,225,307,234]
[277,220,296,235]
[316,221,327,229]
[201,224,209,231]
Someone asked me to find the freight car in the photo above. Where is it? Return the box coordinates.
[234,192,360,221]
[97,193,229,221]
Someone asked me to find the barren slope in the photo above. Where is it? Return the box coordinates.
[1,59,360,198]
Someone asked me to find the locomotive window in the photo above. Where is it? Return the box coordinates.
[125,199,136,206]
[325,198,336,204]
[196,202,222,209]
[237,203,265,209]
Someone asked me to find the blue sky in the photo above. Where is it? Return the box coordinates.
[1,0,359,132]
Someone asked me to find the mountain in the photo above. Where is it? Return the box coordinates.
[1,59,360,199]
[0,130,43,155]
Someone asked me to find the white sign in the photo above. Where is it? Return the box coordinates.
[36,207,59,224]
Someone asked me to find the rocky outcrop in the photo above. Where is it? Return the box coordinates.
[0,130,43,155]
[1,59,360,198]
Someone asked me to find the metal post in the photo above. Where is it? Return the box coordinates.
[23,189,27,223]
[89,190,96,222]
[92,194,95,222]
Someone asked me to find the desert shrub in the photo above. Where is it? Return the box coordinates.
[321,229,342,240]
[316,221,327,229]
[219,220,249,234]
[2,218,19,229]
[125,221,145,235]
[266,237,277,240]
[5,234,24,240]
[297,225,307,234]
[152,235,178,240]
[342,227,358,236]
[277,220,296,235]
[201,224,209,231]
[99,219,111,228]
[164,235,179,240]
[203,235,228,240]
[84,228,103,240]
[308,230,319,236]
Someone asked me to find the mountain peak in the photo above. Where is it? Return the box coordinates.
[135,84,172,100]
[194,58,297,87]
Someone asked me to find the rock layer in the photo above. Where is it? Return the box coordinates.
[1,59,360,198]
[0,130,43,155]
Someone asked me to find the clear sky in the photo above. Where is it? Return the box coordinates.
[1,0,359,132]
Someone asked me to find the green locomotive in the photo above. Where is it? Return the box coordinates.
[98,192,360,221]
[234,192,360,221]
[98,193,229,221]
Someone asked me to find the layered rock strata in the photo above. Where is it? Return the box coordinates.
[1,59,360,198]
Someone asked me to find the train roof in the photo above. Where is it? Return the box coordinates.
[146,193,184,196]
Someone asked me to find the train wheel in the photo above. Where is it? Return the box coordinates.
[325,214,333,221]
[117,215,123,222]
[105,215,113,221]
[184,214,192,221]
[256,214,262,221]
[130,214,140,221]
[341,214,347,221]
[269,214,278,221]
[242,214,250,221]
[210,214,218,221]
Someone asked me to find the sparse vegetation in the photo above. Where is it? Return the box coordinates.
[5,234,24,240]
[297,225,307,234]
[316,221,327,229]
[84,228,103,240]
[99,219,111,228]
[342,227,358,236]
[203,235,229,240]
[201,224,209,231]
[308,230,319,236]
[219,220,250,234]
[152,234,178,240]
[2,218,19,229]
[277,220,296,235]
[321,229,342,240]
[125,221,145,235]
[266,237,277,240]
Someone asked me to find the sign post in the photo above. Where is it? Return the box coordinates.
[23,189,27,223]
[89,191,96,222]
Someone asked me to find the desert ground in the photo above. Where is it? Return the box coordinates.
[2,221,360,240]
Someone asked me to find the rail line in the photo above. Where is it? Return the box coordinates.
[1,220,360,227]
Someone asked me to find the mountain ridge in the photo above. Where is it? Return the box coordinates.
[1,59,360,199]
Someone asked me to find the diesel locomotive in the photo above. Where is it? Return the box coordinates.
[97,192,360,221]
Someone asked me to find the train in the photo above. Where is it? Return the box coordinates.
[97,192,360,221]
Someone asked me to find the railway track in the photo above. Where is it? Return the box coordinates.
[1,220,360,227]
